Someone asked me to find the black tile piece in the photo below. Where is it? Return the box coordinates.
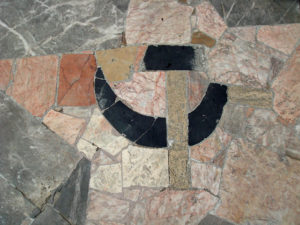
[136,117,167,148]
[54,158,91,225]
[95,67,105,79]
[143,45,195,70]
[198,214,234,225]
[94,76,116,110]
[209,0,300,27]
[103,101,155,142]
[188,83,227,146]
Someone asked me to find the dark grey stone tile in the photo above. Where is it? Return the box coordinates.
[209,0,300,27]
[54,158,91,225]
[32,206,70,225]
[198,214,235,225]
[0,91,81,208]
[0,176,36,225]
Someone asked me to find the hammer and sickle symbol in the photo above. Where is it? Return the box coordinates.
[94,45,228,148]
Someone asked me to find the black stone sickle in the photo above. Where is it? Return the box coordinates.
[95,45,227,148]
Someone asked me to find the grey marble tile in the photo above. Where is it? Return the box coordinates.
[32,206,70,225]
[209,0,300,27]
[0,91,81,208]
[0,0,129,59]
[0,176,36,225]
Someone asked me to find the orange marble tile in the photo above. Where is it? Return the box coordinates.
[58,54,97,106]
[6,55,58,117]
[0,59,13,91]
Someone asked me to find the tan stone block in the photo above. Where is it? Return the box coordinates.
[96,46,138,82]
[228,86,273,108]
[169,150,190,189]
[191,31,216,47]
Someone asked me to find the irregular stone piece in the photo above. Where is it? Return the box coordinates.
[126,0,193,44]
[216,139,300,225]
[167,71,189,188]
[96,46,138,82]
[191,31,216,47]
[272,46,300,124]
[257,24,300,55]
[199,214,234,225]
[123,189,141,202]
[0,92,80,208]
[195,1,227,39]
[208,33,272,88]
[188,71,208,111]
[77,139,97,160]
[0,176,36,225]
[58,54,97,106]
[90,163,122,193]
[111,72,166,117]
[228,86,273,108]
[191,162,222,195]
[43,110,86,145]
[54,158,91,225]
[6,55,58,117]
[86,190,130,223]
[0,59,13,91]
[92,150,115,165]
[32,206,70,225]
[286,149,300,161]
[228,26,256,43]
[62,106,93,118]
[82,109,129,156]
[122,145,169,187]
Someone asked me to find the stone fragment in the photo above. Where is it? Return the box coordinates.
[86,190,130,223]
[54,158,91,225]
[191,128,231,162]
[125,0,193,44]
[6,55,58,117]
[111,72,166,117]
[127,202,147,225]
[82,109,129,156]
[77,139,97,160]
[134,45,148,72]
[96,46,138,82]
[188,71,208,111]
[90,163,122,193]
[147,190,218,222]
[272,46,300,124]
[0,59,13,91]
[62,106,93,118]
[228,26,256,43]
[216,139,300,225]
[0,176,36,225]
[228,86,273,108]
[32,206,69,225]
[208,33,272,88]
[257,24,300,55]
[123,188,141,202]
[43,110,86,145]
[199,214,234,225]
[191,31,216,47]
[58,54,97,106]
[195,1,227,39]
[92,150,115,165]
[167,71,190,188]
[0,92,80,208]
[286,149,300,161]
[122,145,169,187]
[191,162,222,195]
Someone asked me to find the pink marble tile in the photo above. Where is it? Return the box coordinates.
[228,26,256,43]
[257,24,300,55]
[188,71,208,111]
[272,45,300,124]
[111,72,166,117]
[6,55,58,117]
[125,0,193,45]
[134,45,147,72]
[195,1,227,39]
[43,110,86,145]
[0,59,13,91]
[207,33,272,88]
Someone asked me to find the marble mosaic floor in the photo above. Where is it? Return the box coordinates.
[0,0,300,225]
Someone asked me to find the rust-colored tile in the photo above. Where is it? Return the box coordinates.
[96,46,138,82]
[0,59,13,91]
[58,54,97,106]
[191,31,216,47]
[43,110,86,145]
[6,55,58,117]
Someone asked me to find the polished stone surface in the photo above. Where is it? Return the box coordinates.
[0,59,13,91]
